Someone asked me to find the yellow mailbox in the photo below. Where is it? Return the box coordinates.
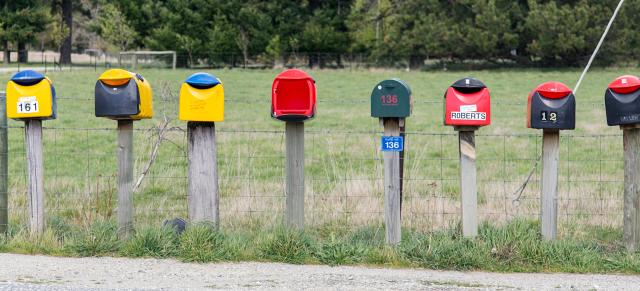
[95,69,153,120]
[179,72,224,122]
[6,70,56,120]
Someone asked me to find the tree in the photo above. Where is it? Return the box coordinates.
[59,0,73,64]
[0,0,50,63]
[90,3,137,52]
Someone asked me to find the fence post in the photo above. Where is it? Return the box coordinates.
[456,126,478,237]
[25,120,44,235]
[117,120,134,239]
[383,118,401,245]
[622,125,640,251]
[540,130,559,240]
[0,92,7,235]
[187,122,219,227]
[285,121,305,229]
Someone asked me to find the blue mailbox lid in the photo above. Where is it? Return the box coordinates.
[11,70,45,86]
[185,73,220,89]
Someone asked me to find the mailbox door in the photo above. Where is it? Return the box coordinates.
[605,75,640,126]
[179,83,224,122]
[6,70,55,119]
[370,79,412,118]
[272,69,316,121]
[95,79,140,118]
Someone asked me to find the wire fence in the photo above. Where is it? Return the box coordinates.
[4,121,624,233]
[0,70,627,235]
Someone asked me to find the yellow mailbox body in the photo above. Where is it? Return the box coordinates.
[179,73,224,122]
[6,70,56,120]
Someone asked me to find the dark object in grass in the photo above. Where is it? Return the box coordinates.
[163,218,186,234]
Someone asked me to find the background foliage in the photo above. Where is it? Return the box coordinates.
[1,0,640,67]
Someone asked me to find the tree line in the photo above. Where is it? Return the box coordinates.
[2,0,640,68]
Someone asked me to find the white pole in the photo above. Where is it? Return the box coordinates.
[574,0,625,94]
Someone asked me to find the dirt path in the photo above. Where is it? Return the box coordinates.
[0,253,638,290]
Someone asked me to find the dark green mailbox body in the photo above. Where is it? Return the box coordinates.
[371,79,412,118]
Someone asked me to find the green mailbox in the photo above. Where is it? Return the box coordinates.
[371,79,412,118]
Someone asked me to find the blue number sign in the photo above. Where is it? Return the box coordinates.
[381,136,404,152]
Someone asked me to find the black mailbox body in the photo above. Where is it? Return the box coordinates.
[605,75,640,126]
[527,82,575,130]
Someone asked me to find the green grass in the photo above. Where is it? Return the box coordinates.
[0,67,639,271]
[1,218,639,273]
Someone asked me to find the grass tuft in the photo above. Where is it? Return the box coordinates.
[178,223,230,262]
[121,226,179,258]
[315,234,368,266]
[66,219,119,256]
[259,226,315,264]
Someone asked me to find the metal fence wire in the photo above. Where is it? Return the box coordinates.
[0,82,626,234]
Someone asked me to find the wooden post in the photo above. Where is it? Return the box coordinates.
[455,126,478,237]
[285,121,304,229]
[0,92,7,235]
[622,125,640,251]
[541,130,559,240]
[25,120,44,234]
[383,118,401,245]
[117,120,134,239]
[187,122,219,227]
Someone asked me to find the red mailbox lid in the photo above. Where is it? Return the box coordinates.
[608,75,640,94]
[534,82,572,99]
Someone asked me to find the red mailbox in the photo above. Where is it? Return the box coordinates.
[444,78,491,127]
[271,69,316,122]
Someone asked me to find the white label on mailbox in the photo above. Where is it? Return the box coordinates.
[451,111,486,120]
[17,96,39,113]
[460,104,477,112]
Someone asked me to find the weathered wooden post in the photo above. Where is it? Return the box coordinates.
[370,79,412,245]
[444,78,491,238]
[0,91,7,235]
[527,81,576,240]
[179,73,225,227]
[271,69,316,229]
[5,70,57,235]
[604,75,640,250]
[95,69,153,238]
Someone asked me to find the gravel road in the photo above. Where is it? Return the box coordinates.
[0,253,638,290]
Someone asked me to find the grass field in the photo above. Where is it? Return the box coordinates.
[0,67,639,272]
[0,67,632,228]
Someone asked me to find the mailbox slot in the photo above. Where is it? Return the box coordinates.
[527,81,575,130]
[6,70,56,120]
[444,78,491,127]
[272,69,316,122]
[605,75,640,126]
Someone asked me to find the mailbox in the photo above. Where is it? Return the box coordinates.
[6,70,56,120]
[604,75,640,126]
[271,69,316,122]
[95,69,153,120]
[444,78,491,126]
[370,79,412,118]
[526,81,575,130]
[179,72,224,122]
